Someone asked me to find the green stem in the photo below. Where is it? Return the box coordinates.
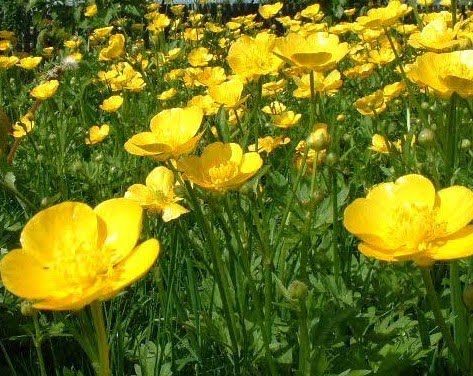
[450,262,469,367]
[446,94,458,184]
[90,301,111,376]
[452,0,457,26]
[331,169,341,283]
[297,299,310,376]
[309,70,316,125]
[33,315,47,376]
[420,268,468,373]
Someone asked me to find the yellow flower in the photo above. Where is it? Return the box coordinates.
[85,124,110,145]
[188,47,213,67]
[307,123,331,151]
[406,50,473,99]
[249,136,290,154]
[178,142,263,192]
[369,134,391,154]
[0,56,19,69]
[274,32,349,72]
[0,199,160,310]
[148,13,171,33]
[343,174,473,266]
[0,40,11,51]
[262,79,287,97]
[300,4,323,21]
[292,70,343,98]
[99,34,125,61]
[89,26,114,43]
[354,90,386,116]
[42,47,54,58]
[356,0,411,29]
[84,4,98,17]
[12,113,35,138]
[187,94,219,116]
[100,95,123,112]
[408,19,461,52]
[30,80,59,100]
[383,81,405,101]
[227,32,283,81]
[262,101,286,115]
[125,106,203,161]
[64,38,82,50]
[125,166,188,222]
[258,2,283,19]
[272,111,301,128]
[195,66,227,87]
[157,88,177,101]
[208,78,245,109]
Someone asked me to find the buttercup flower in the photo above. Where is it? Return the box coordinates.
[30,80,59,100]
[208,78,245,109]
[125,106,203,161]
[274,32,349,72]
[344,174,473,266]
[354,90,386,116]
[0,56,19,69]
[258,2,283,19]
[17,56,42,70]
[12,113,35,138]
[178,142,263,192]
[84,4,98,17]
[0,199,160,310]
[100,95,123,112]
[99,34,125,61]
[125,166,188,222]
[249,136,290,154]
[86,124,110,145]
[356,0,411,29]
[406,50,473,98]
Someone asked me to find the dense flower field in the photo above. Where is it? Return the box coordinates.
[1,0,473,374]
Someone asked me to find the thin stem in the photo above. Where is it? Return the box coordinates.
[33,315,47,376]
[297,299,310,376]
[420,268,468,373]
[90,301,111,376]
[331,169,341,283]
[309,70,316,125]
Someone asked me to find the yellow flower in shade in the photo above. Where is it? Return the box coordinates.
[262,101,286,115]
[147,14,170,33]
[343,63,376,79]
[12,113,35,138]
[84,4,98,17]
[195,67,227,87]
[300,4,323,20]
[125,106,203,161]
[187,94,219,116]
[356,0,411,29]
[64,38,82,50]
[274,32,349,72]
[307,123,331,151]
[125,166,188,222]
[99,34,125,61]
[157,88,177,101]
[354,90,386,116]
[262,79,287,97]
[188,47,213,67]
[0,56,19,69]
[30,80,59,100]
[343,174,473,266]
[42,47,54,58]
[294,140,326,174]
[178,142,263,192]
[17,56,42,70]
[208,78,245,109]
[273,110,301,128]
[408,19,461,52]
[383,81,405,101]
[249,136,290,154]
[292,70,343,98]
[85,124,110,145]
[227,32,283,81]
[89,26,114,43]
[406,50,473,99]
[100,95,123,112]
[0,40,11,51]
[0,199,160,310]
[258,2,283,19]
[369,134,391,154]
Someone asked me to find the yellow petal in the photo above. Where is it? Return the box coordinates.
[394,174,436,208]
[162,203,189,222]
[124,132,169,156]
[33,285,104,311]
[94,198,143,264]
[125,184,156,207]
[429,226,473,260]
[146,166,174,195]
[358,243,398,262]
[0,249,65,299]
[21,202,100,263]
[102,239,160,299]
[239,152,263,174]
[436,186,473,236]
[343,198,393,249]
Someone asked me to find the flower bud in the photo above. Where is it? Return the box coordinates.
[288,280,308,301]
[418,128,435,145]
[461,139,471,150]
[20,301,37,317]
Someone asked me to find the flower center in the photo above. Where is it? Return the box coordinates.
[208,162,239,186]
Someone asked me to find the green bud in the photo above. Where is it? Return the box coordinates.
[288,280,308,301]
